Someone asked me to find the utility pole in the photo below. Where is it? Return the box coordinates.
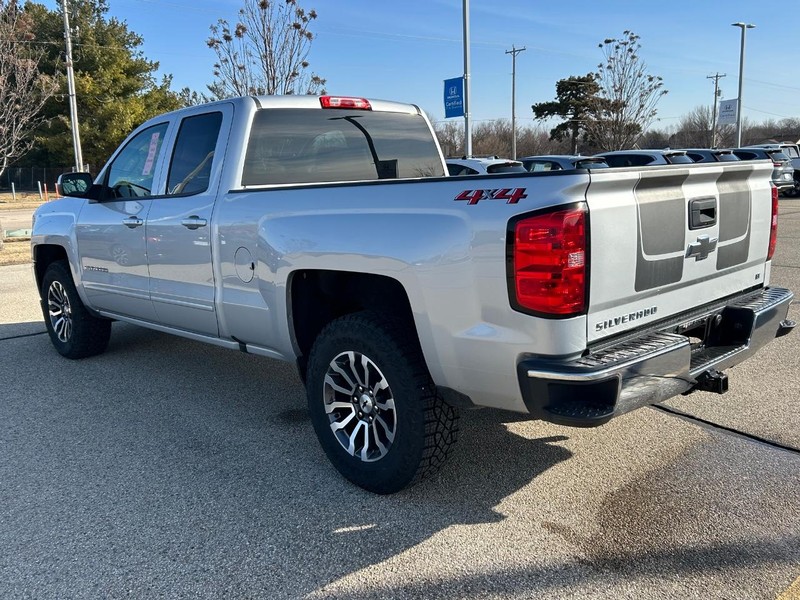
[707,73,726,147]
[505,45,526,159]
[462,0,472,157]
[62,0,84,172]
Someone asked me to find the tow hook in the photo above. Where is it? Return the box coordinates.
[695,369,729,394]
[776,319,796,338]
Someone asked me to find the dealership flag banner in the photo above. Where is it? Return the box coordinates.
[444,77,464,119]
[718,99,738,125]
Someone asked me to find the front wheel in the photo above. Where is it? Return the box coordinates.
[40,261,111,359]
[306,311,459,494]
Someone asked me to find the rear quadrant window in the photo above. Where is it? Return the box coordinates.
[242,109,445,186]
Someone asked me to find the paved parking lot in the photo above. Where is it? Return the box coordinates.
[1,202,798,599]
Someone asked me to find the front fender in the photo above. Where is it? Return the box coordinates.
[31,198,86,300]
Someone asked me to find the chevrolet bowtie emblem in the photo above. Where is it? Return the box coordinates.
[686,235,718,261]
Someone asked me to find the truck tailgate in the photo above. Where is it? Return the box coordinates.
[585,162,774,343]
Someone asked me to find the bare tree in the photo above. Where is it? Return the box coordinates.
[0,1,57,179]
[433,120,463,157]
[207,0,325,99]
[432,119,567,159]
[584,31,667,151]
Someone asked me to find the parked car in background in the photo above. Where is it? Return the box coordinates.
[446,156,527,176]
[732,147,795,191]
[679,148,741,163]
[743,144,800,196]
[595,149,695,167]
[520,155,609,172]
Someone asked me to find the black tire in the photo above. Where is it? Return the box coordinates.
[306,311,459,494]
[784,184,800,198]
[40,260,111,359]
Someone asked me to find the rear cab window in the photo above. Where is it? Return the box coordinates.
[242,109,444,186]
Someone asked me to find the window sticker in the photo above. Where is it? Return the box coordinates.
[142,132,161,176]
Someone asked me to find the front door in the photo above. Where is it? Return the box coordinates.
[76,122,170,321]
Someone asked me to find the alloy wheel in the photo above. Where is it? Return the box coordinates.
[47,280,73,342]
[323,350,397,462]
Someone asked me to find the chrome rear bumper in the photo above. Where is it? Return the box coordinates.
[517,287,795,427]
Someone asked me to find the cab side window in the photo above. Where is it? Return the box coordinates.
[167,112,223,195]
[105,123,169,198]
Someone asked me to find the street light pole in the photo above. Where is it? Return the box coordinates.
[505,45,526,159]
[62,0,84,172]
[462,0,472,157]
[732,22,755,148]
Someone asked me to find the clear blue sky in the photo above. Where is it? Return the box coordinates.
[49,0,797,129]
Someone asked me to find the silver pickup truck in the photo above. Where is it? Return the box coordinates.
[33,95,795,493]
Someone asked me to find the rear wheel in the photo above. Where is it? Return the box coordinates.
[306,311,459,494]
[41,261,111,359]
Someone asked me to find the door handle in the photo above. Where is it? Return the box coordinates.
[122,216,143,229]
[181,216,208,230]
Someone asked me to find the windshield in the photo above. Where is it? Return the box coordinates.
[574,159,608,169]
[487,163,528,174]
[666,154,694,164]
[767,151,790,162]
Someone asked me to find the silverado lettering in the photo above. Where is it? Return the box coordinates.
[595,307,658,332]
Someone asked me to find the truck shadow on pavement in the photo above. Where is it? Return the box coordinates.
[1,322,573,598]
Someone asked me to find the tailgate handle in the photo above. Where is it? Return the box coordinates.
[689,197,716,229]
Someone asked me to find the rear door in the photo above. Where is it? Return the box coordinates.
[584,162,773,343]
[145,104,233,335]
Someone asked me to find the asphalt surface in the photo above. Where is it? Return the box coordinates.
[1,201,799,599]
[0,207,36,233]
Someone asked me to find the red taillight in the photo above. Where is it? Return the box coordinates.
[319,96,372,110]
[768,184,779,260]
[511,206,587,316]
[772,162,782,168]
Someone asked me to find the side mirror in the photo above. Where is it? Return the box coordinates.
[57,172,93,198]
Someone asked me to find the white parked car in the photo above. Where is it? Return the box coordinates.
[446,156,527,176]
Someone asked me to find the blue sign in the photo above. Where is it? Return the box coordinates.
[444,77,464,118]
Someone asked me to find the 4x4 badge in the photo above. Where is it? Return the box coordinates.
[686,235,718,261]
[454,188,527,205]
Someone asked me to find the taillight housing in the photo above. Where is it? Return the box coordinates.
[508,204,588,317]
[319,96,372,110]
[767,184,779,260]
